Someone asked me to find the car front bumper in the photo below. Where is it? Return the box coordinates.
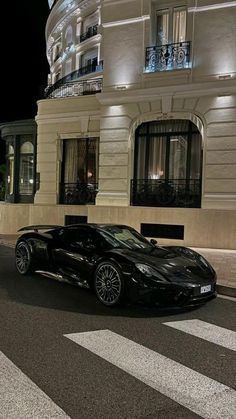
[126,277,217,307]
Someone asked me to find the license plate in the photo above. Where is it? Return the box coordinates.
[200,284,212,294]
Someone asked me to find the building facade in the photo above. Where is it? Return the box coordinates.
[0,0,236,249]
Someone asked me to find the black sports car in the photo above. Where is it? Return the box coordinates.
[15,224,217,307]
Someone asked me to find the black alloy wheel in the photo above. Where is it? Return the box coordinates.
[94,261,124,306]
[15,241,33,275]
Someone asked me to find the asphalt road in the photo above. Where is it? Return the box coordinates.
[0,245,235,419]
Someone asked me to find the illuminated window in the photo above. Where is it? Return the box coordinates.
[156,6,186,45]
[62,138,99,184]
[65,25,73,46]
[134,120,201,181]
[19,142,34,195]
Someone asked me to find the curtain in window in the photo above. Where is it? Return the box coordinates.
[173,8,186,43]
[156,10,169,45]
[169,135,187,179]
[19,142,34,195]
[135,137,146,178]
[148,137,166,179]
[64,138,99,184]
[135,120,202,181]
[65,25,73,46]
[64,140,79,183]
[190,133,202,179]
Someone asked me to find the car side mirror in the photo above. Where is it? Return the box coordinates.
[150,239,158,246]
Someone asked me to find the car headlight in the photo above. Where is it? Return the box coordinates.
[135,263,167,282]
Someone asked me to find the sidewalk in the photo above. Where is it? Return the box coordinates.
[0,234,235,298]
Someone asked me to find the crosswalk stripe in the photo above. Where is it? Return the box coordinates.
[0,351,70,419]
[163,319,236,351]
[64,329,236,419]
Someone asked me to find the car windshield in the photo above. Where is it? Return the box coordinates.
[98,226,153,250]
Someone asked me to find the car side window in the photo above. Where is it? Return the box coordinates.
[61,227,96,249]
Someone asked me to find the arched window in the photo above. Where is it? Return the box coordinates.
[132,120,202,207]
[19,141,34,195]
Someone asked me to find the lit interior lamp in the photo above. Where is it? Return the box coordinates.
[150,170,164,179]
[116,85,128,90]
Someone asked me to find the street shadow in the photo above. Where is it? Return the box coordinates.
[0,245,207,319]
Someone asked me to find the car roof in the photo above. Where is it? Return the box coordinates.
[18,223,134,234]
[59,223,132,230]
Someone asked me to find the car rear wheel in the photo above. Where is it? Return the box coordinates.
[15,240,34,275]
[94,261,124,307]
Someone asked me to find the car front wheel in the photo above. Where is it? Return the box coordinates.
[15,240,34,275]
[94,261,124,306]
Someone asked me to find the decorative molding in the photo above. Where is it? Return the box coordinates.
[102,15,150,28]
[188,1,236,12]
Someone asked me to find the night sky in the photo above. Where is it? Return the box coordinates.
[0,0,50,123]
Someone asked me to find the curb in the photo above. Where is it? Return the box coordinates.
[216,284,236,299]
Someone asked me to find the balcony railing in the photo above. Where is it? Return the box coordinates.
[45,78,102,98]
[45,61,103,98]
[131,179,201,208]
[145,42,190,73]
[60,182,98,205]
[80,25,98,43]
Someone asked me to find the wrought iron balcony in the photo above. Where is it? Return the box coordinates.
[145,42,190,73]
[80,25,98,43]
[45,78,102,98]
[131,179,201,208]
[45,61,103,98]
[60,182,98,205]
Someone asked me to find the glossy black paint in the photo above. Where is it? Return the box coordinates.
[15,224,217,307]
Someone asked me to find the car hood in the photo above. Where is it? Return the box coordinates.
[109,247,215,283]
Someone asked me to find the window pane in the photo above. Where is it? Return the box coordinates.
[7,156,14,194]
[173,8,186,43]
[157,10,169,45]
[64,138,99,184]
[135,137,146,178]
[169,135,187,179]
[190,133,202,179]
[20,141,34,154]
[19,155,34,195]
[148,137,166,179]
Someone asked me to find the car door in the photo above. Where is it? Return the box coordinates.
[51,226,98,282]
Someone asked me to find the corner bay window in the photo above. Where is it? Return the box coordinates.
[19,142,34,195]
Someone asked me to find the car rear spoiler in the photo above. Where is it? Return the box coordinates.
[18,225,62,232]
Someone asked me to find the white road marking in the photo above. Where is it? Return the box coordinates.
[64,329,236,419]
[0,351,70,419]
[163,319,236,351]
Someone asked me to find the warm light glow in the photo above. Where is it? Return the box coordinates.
[115,85,128,90]
[103,15,150,28]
